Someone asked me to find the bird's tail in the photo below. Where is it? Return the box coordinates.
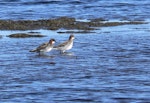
[29,49,37,52]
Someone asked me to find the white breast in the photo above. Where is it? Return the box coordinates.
[66,42,73,50]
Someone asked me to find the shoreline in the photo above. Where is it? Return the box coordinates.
[0,17,148,38]
[0,17,146,31]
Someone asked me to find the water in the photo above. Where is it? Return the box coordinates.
[0,23,150,102]
[0,0,150,103]
[0,0,150,20]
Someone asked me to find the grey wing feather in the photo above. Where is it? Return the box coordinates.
[30,42,48,52]
[36,42,48,51]
[55,41,68,48]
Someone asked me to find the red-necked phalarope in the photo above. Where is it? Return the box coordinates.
[54,34,75,53]
[30,39,55,54]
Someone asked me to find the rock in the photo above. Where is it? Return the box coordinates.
[57,30,96,34]
[0,17,146,30]
[7,33,45,38]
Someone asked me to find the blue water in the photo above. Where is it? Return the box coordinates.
[0,0,150,20]
[0,0,150,103]
[0,23,150,102]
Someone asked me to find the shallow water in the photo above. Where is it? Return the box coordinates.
[0,0,150,20]
[0,23,150,102]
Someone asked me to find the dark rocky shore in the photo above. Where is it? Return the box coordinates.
[0,17,146,30]
[7,33,46,38]
[0,17,146,38]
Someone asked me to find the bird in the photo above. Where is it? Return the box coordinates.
[30,39,56,55]
[53,34,75,53]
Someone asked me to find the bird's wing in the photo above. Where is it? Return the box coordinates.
[36,42,48,51]
[54,41,68,48]
[29,42,48,52]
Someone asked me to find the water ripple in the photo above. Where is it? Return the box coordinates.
[0,24,150,102]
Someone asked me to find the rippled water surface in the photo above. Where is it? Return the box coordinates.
[0,23,150,102]
[0,0,150,102]
[0,0,150,20]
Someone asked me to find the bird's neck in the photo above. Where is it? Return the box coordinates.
[69,39,74,42]
[48,43,53,46]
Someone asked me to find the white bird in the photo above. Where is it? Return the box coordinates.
[54,34,75,53]
[30,39,55,55]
